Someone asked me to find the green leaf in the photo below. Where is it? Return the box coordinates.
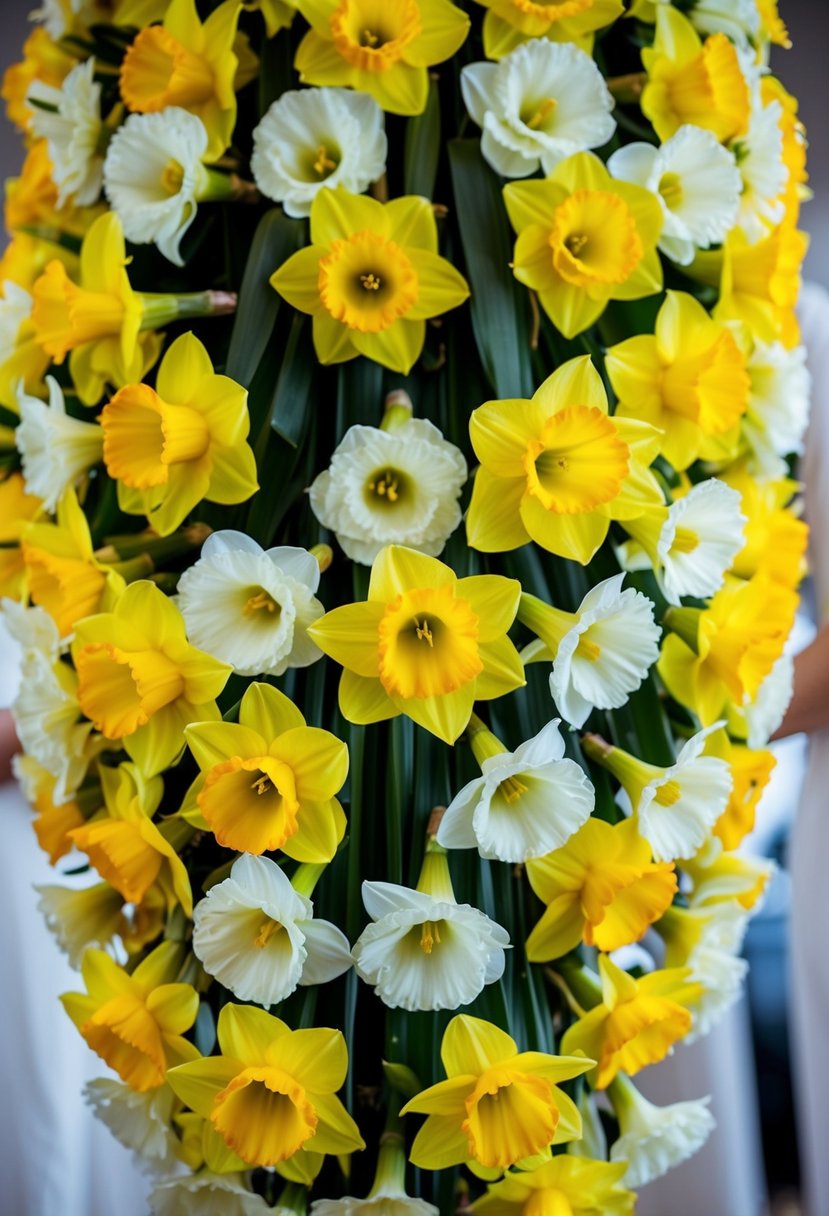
[269,314,315,447]
[382,1059,422,1099]
[448,140,535,399]
[404,78,441,198]
[225,209,303,388]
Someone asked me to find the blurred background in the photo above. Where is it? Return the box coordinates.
[1,3,827,1214]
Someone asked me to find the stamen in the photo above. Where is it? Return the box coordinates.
[498,774,528,804]
[565,233,589,257]
[369,471,399,502]
[576,635,602,662]
[243,590,279,616]
[420,920,441,954]
[526,98,557,130]
[160,159,185,195]
[313,145,337,176]
[361,28,380,46]
[254,918,282,948]
[655,778,682,807]
[415,618,434,647]
[672,526,700,554]
[360,272,382,291]
[251,774,273,796]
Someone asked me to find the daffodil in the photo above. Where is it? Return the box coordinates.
[61,941,200,1092]
[309,408,467,565]
[166,1003,365,1167]
[271,187,469,374]
[732,97,788,243]
[658,573,798,725]
[467,357,662,563]
[605,291,750,471]
[1,26,74,133]
[72,580,231,777]
[308,545,523,745]
[0,473,42,598]
[12,645,97,804]
[723,464,808,591]
[438,715,594,862]
[619,479,746,607]
[472,1155,635,1216]
[742,337,810,478]
[15,376,103,512]
[70,760,193,916]
[311,1135,437,1214]
[607,1075,715,1188]
[471,0,624,60]
[560,954,700,1089]
[461,39,616,178]
[503,153,663,338]
[525,816,677,961]
[656,902,749,1040]
[21,488,125,638]
[711,739,776,851]
[184,681,348,861]
[352,842,509,1010]
[630,0,761,46]
[13,752,86,862]
[38,880,164,966]
[293,0,470,116]
[252,87,387,218]
[150,1173,275,1216]
[641,6,751,143]
[685,849,773,914]
[519,574,661,725]
[85,1079,180,1173]
[243,0,298,38]
[582,726,732,862]
[101,332,258,536]
[27,57,103,207]
[119,0,245,160]
[732,650,795,750]
[192,854,352,1005]
[400,1014,594,1170]
[0,278,50,407]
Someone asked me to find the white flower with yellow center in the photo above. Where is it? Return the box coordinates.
[1,597,61,662]
[37,883,125,967]
[461,39,615,179]
[608,1075,715,1188]
[684,0,760,44]
[251,87,387,218]
[438,717,594,863]
[103,107,214,268]
[352,849,509,1012]
[731,100,787,243]
[620,479,746,607]
[176,530,324,677]
[84,1079,179,1171]
[12,649,96,803]
[520,574,661,729]
[191,853,352,1006]
[309,412,467,565]
[312,1137,438,1215]
[150,1173,274,1216]
[743,338,810,477]
[27,57,103,207]
[15,376,104,513]
[657,903,750,1042]
[608,125,741,265]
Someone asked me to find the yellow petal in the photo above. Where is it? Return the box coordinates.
[408,1114,471,1170]
[270,246,326,316]
[466,468,529,553]
[474,636,526,701]
[270,726,348,802]
[519,494,609,563]
[442,1015,517,1077]
[400,1074,475,1116]
[455,575,520,643]
[308,601,384,676]
[503,178,568,233]
[146,983,199,1035]
[185,720,266,771]
[532,355,608,416]
[311,186,389,246]
[470,398,545,478]
[280,796,346,863]
[155,331,214,403]
[306,1092,366,1154]
[406,251,469,320]
[385,195,438,250]
[166,1057,240,1118]
[218,1002,291,1065]
[240,681,306,741]
[273,1027,348,1094]
[369,544,455,602]
[338,670,398,725]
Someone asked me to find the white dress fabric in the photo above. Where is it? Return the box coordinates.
[0,620,151,1215]
[790,282,829,1216]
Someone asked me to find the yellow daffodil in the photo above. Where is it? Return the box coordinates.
[723,464,808,591]
[605,291,750,471]
[72,580,231,777]
[271,187,469,374]
[763,77,808,220]
[245,0,297,38]
[641,6,750,143]
[472,0,624,60]
[503,152,663,338]
[525,816,677,961]
[119,0,245,160]
[21,488,126,638]
[401,1014,593,1170]
[1,27,75,133]
[466,356,662,562]
[70,761,193,917]
[308,545,523,745]
[0,231,77,294]
[758,0,790,47]
[167,1003,364,1168]
[0,472,42,597]
[294,0,470,116]
[659,574,798,726]
[15,754,87,864]
[101,332,258,536]
[61,940,200,1092]
[0,279,51,409]
[473,1155,635,1215]
[709,736,776,852]
[685,850,772,914]
[560,954,700,1089]
[184,681,348,861]
[39,881,165,966]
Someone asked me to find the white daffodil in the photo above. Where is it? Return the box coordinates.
[15,376,104,512]
[732,650,794,748]
[312,1138,438,1215]
[685,0,760,43]
[31,0,115,38]
[176,531,324,678]
[608,125,741,265]
[608,1075,715,1188]
[1,597,61,662]
[28,57,103,207]
[192,853,352,1006]
[84,1078,179,1172]
[103,108,214,267]
[251,88,387,218]
[0,281,33,353]
[743,339,810,477]
[353,852,509,1012]
[309,416,467,566]
[621,479,746,607]
[520,574,662,730]
[461,39,615,178]
[731,100,787,243]
[657,903,750,1041]
[12,650,96,803]
[438,717,594,863]
[150,1173,274,1216]
[37,883,125,967]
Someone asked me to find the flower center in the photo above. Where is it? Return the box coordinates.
[102,383,211,490]
[313,143,339,177]
[418,919,443,954]
[330,0,422,72]
[575,633,602,661]
[671,526,699,554]
[522,97,558,131]
[318,230,419,334]
[211,1065,318,1165]
[658,170,684,210]
[243,588,281,618]
[254,917,285,948]
[75,642,185,739]
[462,1065,559,1169]
[365,467,409,506]
[120,25,215,113]
[549,190,643,288]
[498,774,529,804]
[377,584,482,700]
[198,755,301,854]
[654,778,682,807]
[160,158,185,195]
[523,406,630,515]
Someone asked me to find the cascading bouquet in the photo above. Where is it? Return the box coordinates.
[0,0,809,1211]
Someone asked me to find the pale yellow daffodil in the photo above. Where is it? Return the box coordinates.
[473,1154,635,1216]
[466,356,663,563]
[308,544,524,745]
[472,0,623,60]
[0,471,42,598]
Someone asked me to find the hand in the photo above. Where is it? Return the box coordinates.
[0,710,19,785]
